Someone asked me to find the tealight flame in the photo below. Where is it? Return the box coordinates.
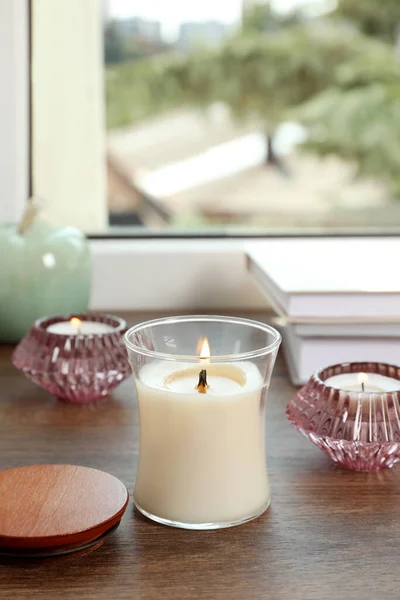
[197,337,210,360]
[70,317,82,330]
[358,372,368,392]
[358,372,368,385]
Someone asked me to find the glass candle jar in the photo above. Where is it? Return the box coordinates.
[125,315,281,530]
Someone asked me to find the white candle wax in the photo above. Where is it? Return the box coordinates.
[325,373,400,393]
[47,321,115,335]
[134,361,269,526]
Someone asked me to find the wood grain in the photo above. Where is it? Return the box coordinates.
[1,312,400,599]
[0,464,129,550]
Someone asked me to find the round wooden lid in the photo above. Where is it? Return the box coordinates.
[0,465,129,553]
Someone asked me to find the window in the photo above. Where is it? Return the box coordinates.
[104,0,400,234]
[1,0,398,311]
[28,0,400,235]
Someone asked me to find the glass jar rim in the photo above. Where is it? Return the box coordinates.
[124,315,281,362]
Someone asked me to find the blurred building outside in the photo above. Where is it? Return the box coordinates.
[107,105,390,230]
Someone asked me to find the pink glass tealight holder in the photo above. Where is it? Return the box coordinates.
[286,362,400,471]
[12,314,131,403]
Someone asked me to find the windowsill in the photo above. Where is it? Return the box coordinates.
[89,235,400,312]
[90,237,267,311]
[89,227,400,239]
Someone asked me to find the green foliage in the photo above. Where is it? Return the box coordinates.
[106,61,158,128]
[336,44,400,88]
[106,26,366,130]
[298,85,400,193]
[205,26,364,125]
[335,0,400,43]
[242,3,302,35]
[294,29,400,194]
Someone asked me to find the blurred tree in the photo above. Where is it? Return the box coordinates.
[117,25,365,169]
[242,2,303,35]
[293,1,400,195]
[105,1,400,192]
[295,40,400,194]
[335,0,400,44]
[241,3,303,168]
[106,2,307,165]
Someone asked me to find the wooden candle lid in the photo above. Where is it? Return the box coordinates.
[0,465,129,556]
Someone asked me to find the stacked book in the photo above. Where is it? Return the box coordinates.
[246,239,400,385]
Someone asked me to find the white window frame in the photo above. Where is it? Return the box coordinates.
[31,0,107,232]
[0,0,29,223]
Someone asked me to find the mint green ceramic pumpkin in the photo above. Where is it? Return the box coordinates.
[0,219,91,343]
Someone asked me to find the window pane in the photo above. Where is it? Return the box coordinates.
[104,0,400,233]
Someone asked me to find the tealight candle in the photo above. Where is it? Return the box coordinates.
[47,317,115,335]
[125,315,281,529]
[287,361,400,471]
[325,372,400,393]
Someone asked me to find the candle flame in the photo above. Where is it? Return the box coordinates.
[197,337,210,359]
[358,372,369,385]
[70,317,82,329]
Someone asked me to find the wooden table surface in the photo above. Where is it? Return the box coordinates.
[1,314,400,600]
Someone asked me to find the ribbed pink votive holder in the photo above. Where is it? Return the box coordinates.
[12,314,131,403]
[287,362,400,471]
